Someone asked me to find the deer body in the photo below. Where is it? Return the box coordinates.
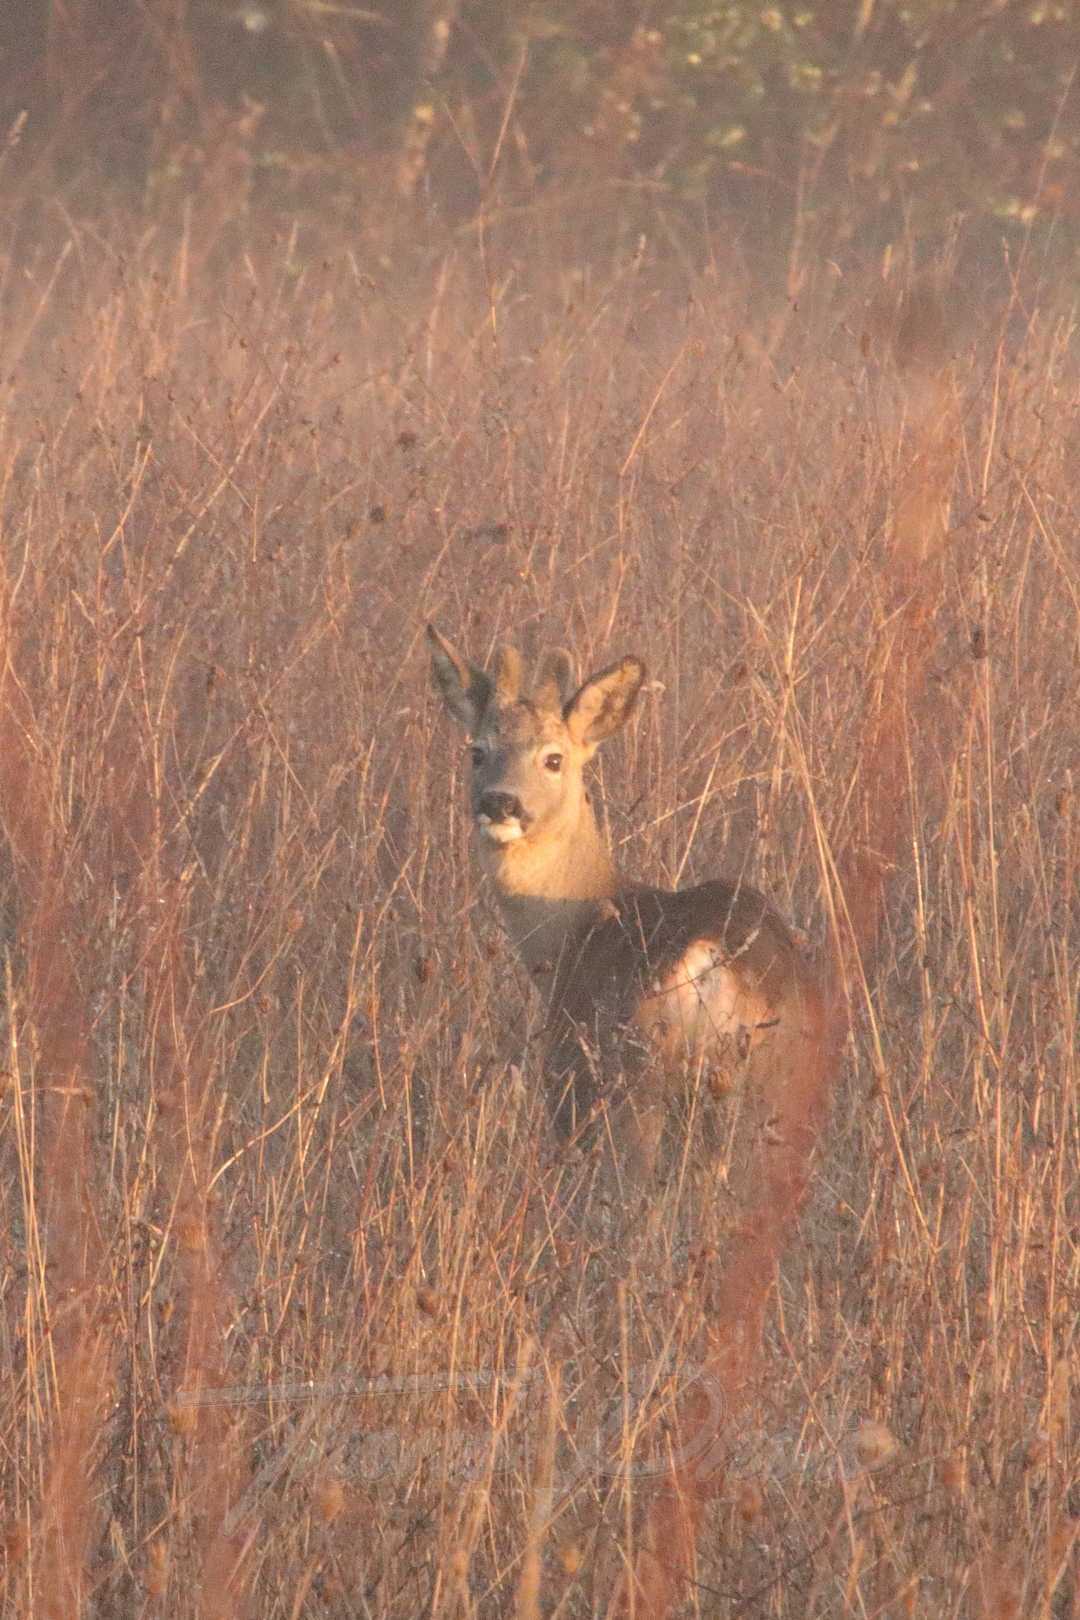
[428,626,823,1184]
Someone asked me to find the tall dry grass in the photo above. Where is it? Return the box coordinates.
[0,215,1075,1618]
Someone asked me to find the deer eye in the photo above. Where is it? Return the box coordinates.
[542,752,563,774]
[470,746,485,767]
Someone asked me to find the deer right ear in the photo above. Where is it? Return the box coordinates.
[427,625,492,733]
[564,656,645,747]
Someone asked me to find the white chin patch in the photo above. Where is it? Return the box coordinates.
[477,815,524,845]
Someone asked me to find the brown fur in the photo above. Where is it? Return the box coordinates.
[427,626,824,1185]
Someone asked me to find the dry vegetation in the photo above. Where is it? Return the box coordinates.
[0,215,1076,1617]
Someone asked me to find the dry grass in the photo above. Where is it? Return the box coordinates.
[0,214,1076,1618]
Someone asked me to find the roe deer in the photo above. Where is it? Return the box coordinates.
[427,626,824,1189]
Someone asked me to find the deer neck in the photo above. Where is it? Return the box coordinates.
[478,801,618,982]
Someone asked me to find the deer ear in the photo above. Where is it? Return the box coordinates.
[564,657,645,747]
[427,625,492,734]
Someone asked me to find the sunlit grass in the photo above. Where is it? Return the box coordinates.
[0,214,1075,1617]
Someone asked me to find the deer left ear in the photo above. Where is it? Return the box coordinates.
[564,657,645,746]
[427,625,492,734]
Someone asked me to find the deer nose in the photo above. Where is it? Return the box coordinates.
[478,790,525,825]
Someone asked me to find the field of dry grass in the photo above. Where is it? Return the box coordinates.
[0,214,1075,1617]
